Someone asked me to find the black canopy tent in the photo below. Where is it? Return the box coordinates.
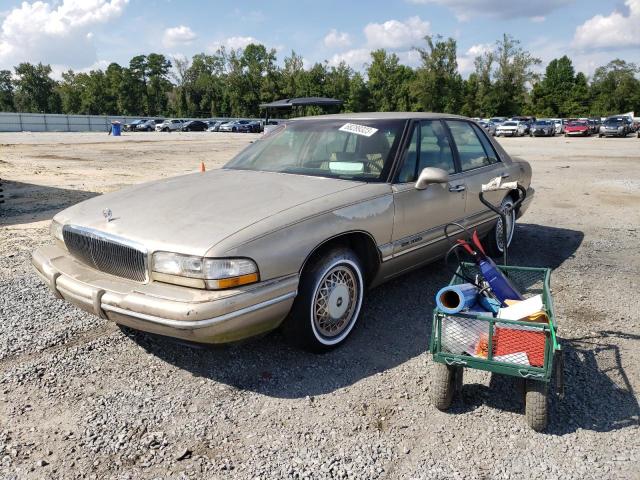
[259,97,343,122]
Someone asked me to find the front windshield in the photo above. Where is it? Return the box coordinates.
[225,119,405,182]
[502,122,517,126]
[605,119,622,126]
[535,121,550,126]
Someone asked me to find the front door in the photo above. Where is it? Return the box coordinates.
[389,120,466,274]
[444,120,505,234]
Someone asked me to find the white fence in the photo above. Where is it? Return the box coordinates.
[0,112,273,132]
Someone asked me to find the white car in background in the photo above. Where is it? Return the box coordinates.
[495,121,526,137]
[551,119,565,134]
[156,119,186,132]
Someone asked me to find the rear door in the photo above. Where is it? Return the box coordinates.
[444,120,506,234]
[389,120,466,272]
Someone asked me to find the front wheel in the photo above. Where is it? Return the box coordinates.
[483,195,516,258]
[430,363,463,411]
[525,380,548,431]
[283,248,364,352]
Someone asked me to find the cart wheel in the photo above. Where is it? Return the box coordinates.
[430,363,462,411]
[525,380,548,432]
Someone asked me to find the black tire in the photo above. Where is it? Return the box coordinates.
[162,127,169,132]
[430,363,462,411]
[525,380,548,431]
[283,248,364,352]
[483,195,516,258]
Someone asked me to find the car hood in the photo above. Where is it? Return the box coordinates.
[55,169,364,256]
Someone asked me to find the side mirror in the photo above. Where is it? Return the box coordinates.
[415,167,449,190]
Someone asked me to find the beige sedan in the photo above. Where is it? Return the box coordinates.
[33,113,534,351]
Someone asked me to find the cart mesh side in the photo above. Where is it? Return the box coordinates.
[431,264,558,380]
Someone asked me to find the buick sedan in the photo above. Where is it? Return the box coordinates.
[33,113,534,351]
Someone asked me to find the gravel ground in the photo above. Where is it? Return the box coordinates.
[0,132,639,479]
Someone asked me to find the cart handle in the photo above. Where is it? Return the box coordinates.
[518,370,545,379]
[445,358,468,367]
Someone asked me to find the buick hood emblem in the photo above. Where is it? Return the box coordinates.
[103,208,113,222]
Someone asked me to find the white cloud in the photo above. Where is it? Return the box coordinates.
[328,48,371,69]
[0,0,128,69]
[209,35,261,52]
[323,29,352,49]
[531,16,546,23]
[364,16,430,49]
[162,25,196,48]
[572,0,640,50]
[408,0,572,21]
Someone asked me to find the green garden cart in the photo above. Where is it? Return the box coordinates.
[429,183,563,431]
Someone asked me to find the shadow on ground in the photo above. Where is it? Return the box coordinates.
[127,223,593,408]
[0,180,99,226]
[449,330,640,435]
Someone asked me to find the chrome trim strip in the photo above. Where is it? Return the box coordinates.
[101,291,297,330]
[386,215,497,261]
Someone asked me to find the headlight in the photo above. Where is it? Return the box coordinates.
[152,252,259,289]
[50,219,64,242]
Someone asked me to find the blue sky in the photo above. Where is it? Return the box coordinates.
[0,0,638,78]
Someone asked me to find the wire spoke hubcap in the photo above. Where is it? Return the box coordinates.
[313,266,358,338]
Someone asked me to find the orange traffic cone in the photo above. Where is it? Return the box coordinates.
[200,161,206,172]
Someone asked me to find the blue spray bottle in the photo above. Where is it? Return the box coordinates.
[458,231,523,304]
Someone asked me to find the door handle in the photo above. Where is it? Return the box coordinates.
[448,184,465,192]
[500,172,510,178]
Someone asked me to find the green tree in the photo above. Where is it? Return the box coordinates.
[590,59,640,116]
[411,35,463,113]
[490,34,541,116]
[367,49,415,111]
[345,72,369,112]
[530,56,577,116]
[13,62,60,113]
[0,70,15,111]
[146,54,172,116]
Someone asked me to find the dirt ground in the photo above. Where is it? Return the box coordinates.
[0,131,639,479]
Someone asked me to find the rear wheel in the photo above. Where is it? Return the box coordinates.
[483,195,516,257]
[283,248,364,352]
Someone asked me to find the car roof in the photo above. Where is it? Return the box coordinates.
[292,112,469,121]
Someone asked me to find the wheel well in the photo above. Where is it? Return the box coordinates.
[302,232,381,286]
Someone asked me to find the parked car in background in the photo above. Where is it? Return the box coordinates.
[587,119,601,134]
[496,121,526,137]
[564,120,591,137]
[33,112,534,351]
[510,116,535,135]
[599,117,630,137]
[181,120,208,132]
[156,119,185,132]
[478,120,496,136]
[219,120,252,133]
[530,120,555,137]
[551,119,564,134]
[489,117,507,126]
[248,120,263,133]
[124,119,146,132]
[136,119,164,132]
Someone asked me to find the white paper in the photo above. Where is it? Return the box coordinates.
[497,294,544,321]
[493,352,530,366]
[339,123,378,137]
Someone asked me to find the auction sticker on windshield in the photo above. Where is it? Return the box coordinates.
[339,123,378,137]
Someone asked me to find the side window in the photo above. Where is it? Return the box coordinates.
[396,126,418,183]
[418,121,455,174]
[446,121,494,171]
[395,121,455,183]
[471,124,499,164]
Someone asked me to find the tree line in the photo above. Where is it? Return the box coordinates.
[0,34,638,119]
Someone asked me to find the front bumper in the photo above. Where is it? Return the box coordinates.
[32,245,298,344]
[566,130,589,136]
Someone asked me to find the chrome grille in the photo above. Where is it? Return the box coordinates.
[62,225,148,282]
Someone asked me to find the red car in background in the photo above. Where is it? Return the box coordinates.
[564,121,591,137]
